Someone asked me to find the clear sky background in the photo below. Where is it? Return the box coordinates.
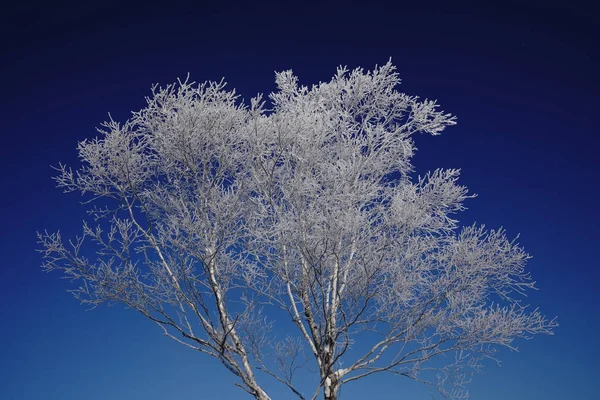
[1,1,598,399]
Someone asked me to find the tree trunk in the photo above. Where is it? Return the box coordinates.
[323,374,339,400]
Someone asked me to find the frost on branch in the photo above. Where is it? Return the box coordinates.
[39,61,556,400]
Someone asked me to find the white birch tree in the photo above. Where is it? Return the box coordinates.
[39,61,556,400]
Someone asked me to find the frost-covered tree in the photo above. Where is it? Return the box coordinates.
[39,61,556,400]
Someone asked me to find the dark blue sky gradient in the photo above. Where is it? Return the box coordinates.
[1,1,598,399]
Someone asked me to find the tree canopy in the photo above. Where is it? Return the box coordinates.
[39,61,556,399]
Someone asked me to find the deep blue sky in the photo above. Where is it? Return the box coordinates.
[1,1,598,399]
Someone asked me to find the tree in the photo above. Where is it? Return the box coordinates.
[39,61,556,400]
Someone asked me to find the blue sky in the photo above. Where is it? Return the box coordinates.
[1,1,598,399]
